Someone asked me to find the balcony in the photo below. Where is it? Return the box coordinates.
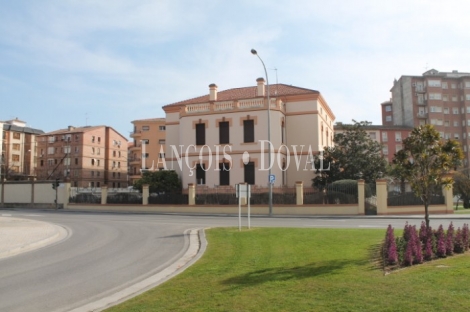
[130,130,142,138]
[181,98,283,116]
[417,112,428,118]
[129,157,141,164]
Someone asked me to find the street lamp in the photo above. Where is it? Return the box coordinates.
[251,48,273,216]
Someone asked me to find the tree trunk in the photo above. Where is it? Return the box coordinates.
[424,201,430,229]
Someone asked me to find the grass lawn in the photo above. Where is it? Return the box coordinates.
[107,228,470,312]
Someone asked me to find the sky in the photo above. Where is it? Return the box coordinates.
[2,0,470,140]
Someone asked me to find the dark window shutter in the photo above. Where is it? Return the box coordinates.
[196,164,206,184]
[196,123,205,145]
[219,162,230,185]
[219,121,229,144]
[243,120,254,143]
[244,162,255,185]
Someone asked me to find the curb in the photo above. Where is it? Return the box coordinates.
[0,218,69,260]
[68,228,207,312]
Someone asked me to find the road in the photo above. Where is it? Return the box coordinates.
[0,210,468,312]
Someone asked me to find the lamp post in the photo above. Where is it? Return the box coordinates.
[251,49,273,216]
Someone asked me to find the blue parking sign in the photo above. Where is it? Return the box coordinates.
[269,174,275,184]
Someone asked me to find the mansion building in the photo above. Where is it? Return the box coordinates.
[162,78,335,189]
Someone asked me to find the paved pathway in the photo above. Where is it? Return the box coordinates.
[0,216,68,259]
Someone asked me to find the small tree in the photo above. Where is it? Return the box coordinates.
[313,120,387,186]
[392,125,463,229]
[133,170,181,194]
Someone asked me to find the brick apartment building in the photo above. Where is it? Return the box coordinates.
[334,122,413,163]
[36,125,128,188]
[1,118,44,180]
[162,78,335,189]
[128,118,166,185]
[389,68,470,166]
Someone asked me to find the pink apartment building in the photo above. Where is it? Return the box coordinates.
[36,125,128,188]
[162,78,335,190]
[128,118,166,185]
[389,69,470,166]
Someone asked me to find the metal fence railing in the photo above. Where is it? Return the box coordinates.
[387,191,445,206]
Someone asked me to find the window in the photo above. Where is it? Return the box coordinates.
[91,147,95,155]
[158,139,165,144]
[40,160,44,167]
[219,162,230,185]
[453,108,459,114]
[112,172,116,178]
[418,94,424,104]
[75,158,78,165]
[195,123,205,145]
[97,182,100,187]
[382,146,388,155]
[395,132,402,142]
[443,95,448,102]
[47,147,54,154]
[97,160,100,166]
[91,171,95,177]
[98,137,101,144]
[12,154,20,161]
[442,82,448,89]
[13,132,21,139]
[159,153,165,158]
[159,126,166,131]
[92,136,95,143]
[91,159,95,166]
[429,106,442,112]
[113,151,116,157]
[142,126,150,131]
[369,132,376,140]
[244,162,255,185]
[466,94,470,101]
[439,132,444,138]
[445,121,450,127]
[396,145,403,152]
[382,132,388,142]
[385,116,392,122]
[12,143,20,150]
[48,136,55,143]
[385,105,392,112]
[219,121,229,144]
[97,171,100,177]
[454,121,459,127]
[452,96,458,102]
[451,83,457,89]
[142,139,149,144]
[243,120,254,143]
[455,133,460,140]
[142,153,149,158]
[429,93,442,100]
[466,81,470,88]
[444,108,449,114]
[428,80,441,87]
[75,147,79,153]
[196,164,206,185]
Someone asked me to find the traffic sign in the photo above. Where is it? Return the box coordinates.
[269,174,275,184]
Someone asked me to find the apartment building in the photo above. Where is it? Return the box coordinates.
[36,125,128,188]
[128,118,166,185]
[162,78,335,189]
[334,123,413,163]
[390,69,470,166]
[1,118,44,180]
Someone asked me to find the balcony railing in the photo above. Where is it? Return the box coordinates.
[183,98,281,115]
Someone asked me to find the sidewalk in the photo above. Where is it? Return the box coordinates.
[0,216,68,259]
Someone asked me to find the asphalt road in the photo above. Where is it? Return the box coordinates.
[0,210,469,312]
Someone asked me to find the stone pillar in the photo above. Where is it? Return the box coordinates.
[376,179,388,215]
[295,181,303,205]
[61,182,71,209]
[142,184,149,205]
[443,183,454,214]
[101,186,108,205]
[188,183,196,206]
[357,179,365,215]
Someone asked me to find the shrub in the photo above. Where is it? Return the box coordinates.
[446,222,455,256]
[435,225,447,258]
[463,224,470,251]
[384,225,398,265]
[454,228,465,254]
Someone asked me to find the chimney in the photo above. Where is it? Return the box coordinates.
[209,83,218,101]
[68,126,75,131]
[256,77,265,97]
